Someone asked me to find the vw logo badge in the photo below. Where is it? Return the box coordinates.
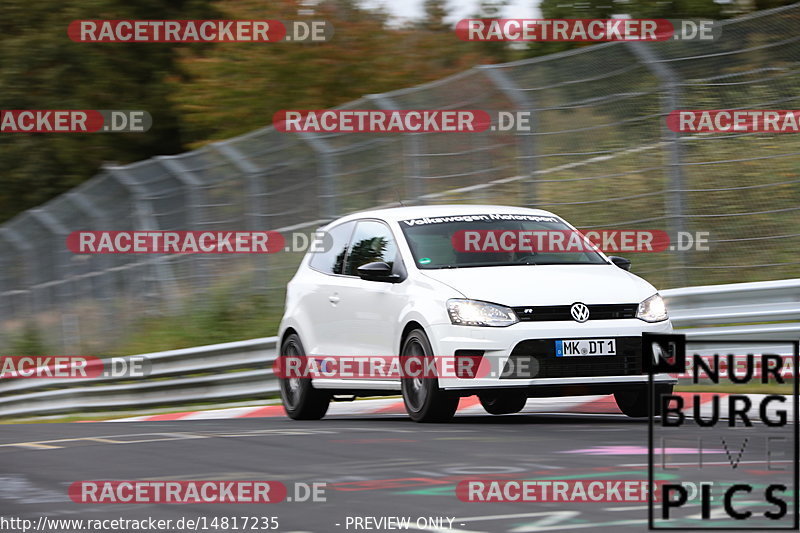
[570,302,590,323]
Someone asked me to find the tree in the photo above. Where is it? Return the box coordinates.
[0,0,217,222]
[526,0,739,58]
[474,0,512,63]
[173,0,495,145]
[538,0,726,19]
[422,0,450,32]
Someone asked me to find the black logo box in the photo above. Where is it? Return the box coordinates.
[645,336,799,531]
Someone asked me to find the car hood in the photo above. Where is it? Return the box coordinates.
[419,264,656,306]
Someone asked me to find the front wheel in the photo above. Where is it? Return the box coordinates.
[279,333,330,420]
[614,385,673,418]
[400,329,459,422]
[480,391,528,415]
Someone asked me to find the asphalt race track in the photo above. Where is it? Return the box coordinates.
[1,408,794,532]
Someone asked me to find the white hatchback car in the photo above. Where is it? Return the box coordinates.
[278,205,677,422]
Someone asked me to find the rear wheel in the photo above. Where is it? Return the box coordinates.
[614,385,673,418]
[400,329,459,422]
[480,391,528,415]
[279,333,330,420]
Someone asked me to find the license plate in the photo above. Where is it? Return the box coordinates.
[556,339,616,357]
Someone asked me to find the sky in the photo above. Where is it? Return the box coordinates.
[362,0,542,25]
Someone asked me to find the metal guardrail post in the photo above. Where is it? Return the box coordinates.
[29,209,76,351]
[297,132,338,219]
[154,156,204,229]
[211,142,266,233]
[64,191,118,346]
[367,93,426,204]
[0,253,8,327]
[0,227,34,284]
[105,165,180,313]
[65,192,112,301]
[626,42,687,287]
[155,155,210,291]
[212,141,270,291]
[478,65,538,208]
[0,228,35,345]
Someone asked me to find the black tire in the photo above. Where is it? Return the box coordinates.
[479,391,528,415]
[400,329,459,422]
[614,385,673,418]
[279,333,330,420]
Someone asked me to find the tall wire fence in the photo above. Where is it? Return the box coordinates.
[2,4,799,353]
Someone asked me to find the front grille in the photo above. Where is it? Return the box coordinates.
[501,337,642,379]
[512,303,638,322]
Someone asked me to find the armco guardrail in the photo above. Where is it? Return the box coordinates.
[0,338,279,418]
[0,278,797,418]
[663,278,800,353]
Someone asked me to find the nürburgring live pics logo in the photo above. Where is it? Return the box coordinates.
[645,334,799,529]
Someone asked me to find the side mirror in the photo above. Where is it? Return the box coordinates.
[356,261,401,283]
[608,256,631,271]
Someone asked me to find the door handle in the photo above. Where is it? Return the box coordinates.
[328,295,340,304]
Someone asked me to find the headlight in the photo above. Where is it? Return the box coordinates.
[447,299,518,327]
[637,293,668,322]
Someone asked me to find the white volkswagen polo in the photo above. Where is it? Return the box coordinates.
[277,205,677,422]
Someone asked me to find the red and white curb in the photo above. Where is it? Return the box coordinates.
[104,392,783,422]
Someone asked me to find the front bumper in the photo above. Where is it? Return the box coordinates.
[428,319,677,391]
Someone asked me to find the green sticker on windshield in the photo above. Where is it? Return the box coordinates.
[419,257,432,265]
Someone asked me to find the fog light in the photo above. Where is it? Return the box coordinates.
[454,350,484,378]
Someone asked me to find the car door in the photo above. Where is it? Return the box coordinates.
[302,221,355,356]
[336,219,408,357]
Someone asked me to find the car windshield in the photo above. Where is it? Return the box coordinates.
[399,213,607,269]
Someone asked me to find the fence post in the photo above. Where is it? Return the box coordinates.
[626,41,687,287]
[212,142,266,232]
[29,209,77,351]
[0,228,35,346]
[154,156,204,229]
[105,165,180,313]
[0,252,8,348]
[65,191,111,301]
[155,155,209,292]
[64,191,118,346]
[297,132,338,219]
[212,141,270,292]
[366,93,426,204]
[478,65,538,207]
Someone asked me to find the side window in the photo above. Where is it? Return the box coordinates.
[343,220,398,276]
[308,221,355,275]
